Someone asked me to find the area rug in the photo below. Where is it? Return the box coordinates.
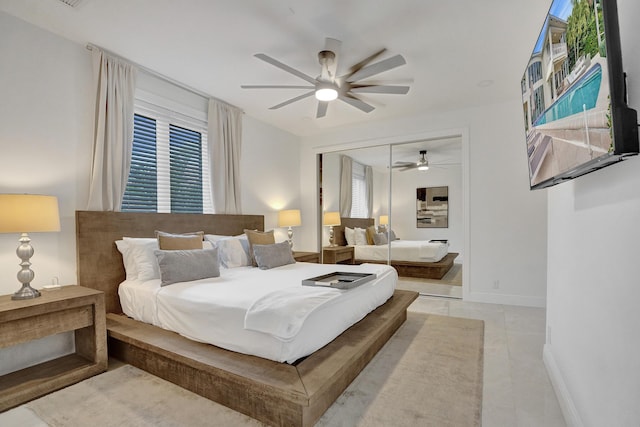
[25,313,484,427]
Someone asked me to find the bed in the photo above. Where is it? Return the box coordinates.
[75,211,417,426]
[333,217,459,280]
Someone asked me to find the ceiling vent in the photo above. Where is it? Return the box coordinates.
[57,0,84,8]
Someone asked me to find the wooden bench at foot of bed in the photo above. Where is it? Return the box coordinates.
[357,252,459,280]
[106,289,418,427]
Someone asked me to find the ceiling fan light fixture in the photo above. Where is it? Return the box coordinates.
[418,164,429,171]
[315,83,338,101]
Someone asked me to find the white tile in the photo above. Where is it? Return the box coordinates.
[0,406,48,427]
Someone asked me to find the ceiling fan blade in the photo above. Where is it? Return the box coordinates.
[241,85,315,89]
[399,165,418,171]
[338,94,375,113]
[269,91,315,110]
[347,54,407,82]
[341,48,387,81]
[392,161,414,168]
[254,53,317,85]
[350,85,410,95]
[316,101,329,118]
[324,38,341,80]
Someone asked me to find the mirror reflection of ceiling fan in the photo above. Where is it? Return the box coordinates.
[392,150,458,172]
[241,38,410,118]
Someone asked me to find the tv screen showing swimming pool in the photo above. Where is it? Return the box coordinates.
[521,0,638,190]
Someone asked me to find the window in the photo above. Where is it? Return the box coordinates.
[528,61,542,85]
[350,161,368,218]
[121,101,212,213]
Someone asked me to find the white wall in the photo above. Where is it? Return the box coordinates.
[0,12,301,372]
[544,0,640,425]
[0,12,93,294]
[301,101,548,307]
[241,115,302,245]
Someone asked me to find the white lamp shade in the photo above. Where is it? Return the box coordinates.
[278,209,301,227]
[323,211,341,226]
[0,194,61,233]
[379,215,389,226]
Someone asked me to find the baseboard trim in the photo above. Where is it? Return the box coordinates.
[464,290,546,307]
[543,344,583,427]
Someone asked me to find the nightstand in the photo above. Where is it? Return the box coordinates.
[323,246,355,264]
[0,285,107,411]
[293,251,320,263]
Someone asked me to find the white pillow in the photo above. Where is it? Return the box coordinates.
[115,240,137,280]
[354,227,368,246]
[123,237,160,281]
[204,234,233,243]
[215,235,250,268]
[344,227,355,246]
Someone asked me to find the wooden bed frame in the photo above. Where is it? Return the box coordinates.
[333,217,458,280]
[75,211,417,426]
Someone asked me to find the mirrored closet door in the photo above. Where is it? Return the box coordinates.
[318,135,464,298]
[319,145,391,264]
[390,138,463,297]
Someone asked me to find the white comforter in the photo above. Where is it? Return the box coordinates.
[354,240,449,263]
[119,262,396,363]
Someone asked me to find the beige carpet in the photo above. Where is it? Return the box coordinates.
[25,313,484,427]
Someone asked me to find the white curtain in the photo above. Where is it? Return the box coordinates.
[208,99,243,214]
[339,155,352,217]
[86,48,137,211]
[365,165,373,218]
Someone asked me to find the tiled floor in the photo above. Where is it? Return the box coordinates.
[409,296,567,426]
[1,295,567,427]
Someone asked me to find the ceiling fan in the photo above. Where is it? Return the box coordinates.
[393,150,431,171]
[241,38,410,118]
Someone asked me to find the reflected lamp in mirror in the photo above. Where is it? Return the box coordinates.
[379,215,389,232]
[0,194,61,300]
[278,209,301,249]
[323,211,341,247]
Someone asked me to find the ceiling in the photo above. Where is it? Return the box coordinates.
[0,0,549,137]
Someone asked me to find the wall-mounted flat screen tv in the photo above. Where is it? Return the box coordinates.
[521,0,638,190]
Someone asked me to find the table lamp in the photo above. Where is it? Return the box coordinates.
[278,209,301,249]
[379,215,389,232]
[0,194,61,300]
[323,211,341,247]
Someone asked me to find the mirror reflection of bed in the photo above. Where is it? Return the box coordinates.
[319,137,463,300]
[332,217,462,299]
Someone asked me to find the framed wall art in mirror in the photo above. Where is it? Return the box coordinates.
[416,186,448,228]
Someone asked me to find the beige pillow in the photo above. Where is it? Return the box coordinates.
[156,230,204,250]
[366,225,377,245]
[244,229,275,266]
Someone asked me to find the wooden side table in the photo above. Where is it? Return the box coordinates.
[0,285,107,411]
[293,251,320,263]
[323,246,355,264]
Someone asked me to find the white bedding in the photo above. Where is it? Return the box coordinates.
[118,262,396,363]
[354,240,449,263]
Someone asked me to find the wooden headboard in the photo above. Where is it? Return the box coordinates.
[332,217,375,246]
[76,211,264,314]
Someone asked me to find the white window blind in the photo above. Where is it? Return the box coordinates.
[350,161,368,218]
[121,99,212,213]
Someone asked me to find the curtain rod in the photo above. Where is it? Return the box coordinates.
[86,43,243,112]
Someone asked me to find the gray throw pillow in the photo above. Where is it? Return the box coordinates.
[252,241,296,270]
[154,248,220,286]
[373,232,388,246]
